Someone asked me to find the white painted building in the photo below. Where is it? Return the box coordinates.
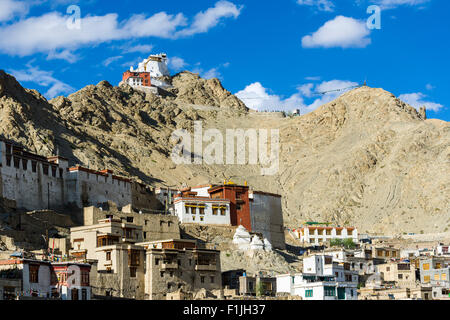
[136,53,170,78]
[0,259,91,300]
[436,245,450,256]
[325,248,376,275]
[123,76,143,87]
[173,196,231,225]
[294,225,358,245]
[276,255,358,300]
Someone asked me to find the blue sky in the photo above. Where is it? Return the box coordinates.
[0,0,448,120]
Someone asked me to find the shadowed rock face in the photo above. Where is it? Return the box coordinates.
[0,70,449,235]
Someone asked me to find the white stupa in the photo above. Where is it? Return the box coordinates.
[232,225,252,250]
[263,238,273,251]
[250,235,265,251]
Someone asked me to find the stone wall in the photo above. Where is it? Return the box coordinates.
[250,192,286,249]
[83,206,180,241]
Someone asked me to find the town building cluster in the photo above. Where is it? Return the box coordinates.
[1,137,449,300]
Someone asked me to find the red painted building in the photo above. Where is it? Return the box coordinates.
[122,71,151,87]
[208,184,251,231]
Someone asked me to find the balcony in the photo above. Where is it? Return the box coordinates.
[195,264,218,271]
[161,262,178,270]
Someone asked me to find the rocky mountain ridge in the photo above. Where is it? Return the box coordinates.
[0,70,448,235]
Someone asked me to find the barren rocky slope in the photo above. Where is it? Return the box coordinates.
[0,70,448,235]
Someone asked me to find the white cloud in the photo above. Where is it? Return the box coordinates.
[0,1,242,57]
[297,0,335,12]
[371,0,430,9]
[0,0,28,22]
[305,80,358,111]
[122,44,154,54]
[176,0,243,37]
[203,68,221,80]
[399,92,443,112]
[0,12,185,57]
[425,83,434,90]
[235,82,304,112]
[9,65,75,98]
[235,79,358,112]
[302,16,371,48]
[46,49,79,63]
[192,64,226,80]
[102,55,123,67]
[169,56,188,70]
[121,56,143,68]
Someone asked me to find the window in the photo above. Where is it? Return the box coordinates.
[106,251,111,261]
[398,274,403,279]
[22,159,28,170]
[201,276,205,283]
[130,267,137,278]
[305,289,313,298]
[442,274,447,281]
[127,217,134,223]
[155,258,160,265]
[81,289,87,300]
[423,275,430,283]
[144,232,147,239]
[199,207,205,215]
[423,263,430,271]
[43,164,49,175]
[13,157,20,169]
[212,208,218,215]
[324,286,335,297]
[434,274,440,281]
[210,276,215,283]
[200,216,204,222]
[81,272,89,285]
[29,265,39,283]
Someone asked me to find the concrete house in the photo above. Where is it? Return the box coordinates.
[0,258,91,300]
[277,255,359,300]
